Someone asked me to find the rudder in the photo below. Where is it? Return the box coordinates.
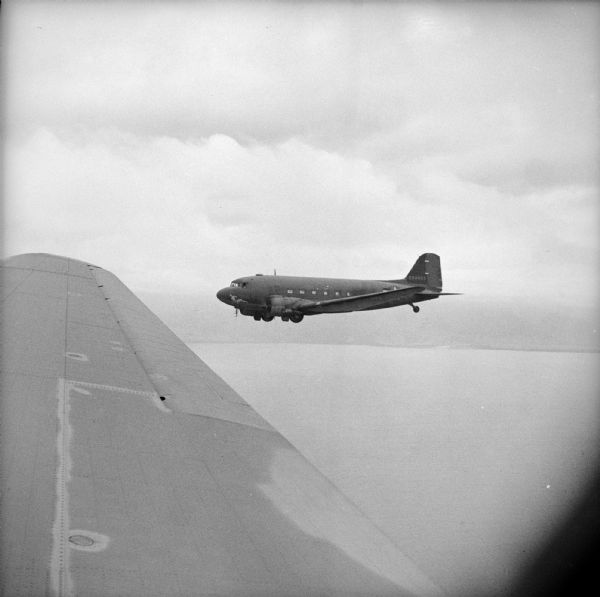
[406,253,442,291]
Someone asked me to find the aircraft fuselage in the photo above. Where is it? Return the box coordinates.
[217,253,454,323]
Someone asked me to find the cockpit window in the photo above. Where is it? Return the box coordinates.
[230,282,240,288]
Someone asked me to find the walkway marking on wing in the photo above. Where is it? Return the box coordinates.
[50,377,73,597]
[67,380,171,413]
[51,377,168,595]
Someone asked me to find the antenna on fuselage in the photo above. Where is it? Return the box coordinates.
[274,268,277,276]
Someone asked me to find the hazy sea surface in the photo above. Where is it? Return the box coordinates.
[190,342,599,596]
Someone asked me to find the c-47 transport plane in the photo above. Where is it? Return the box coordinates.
[217,253,459,322]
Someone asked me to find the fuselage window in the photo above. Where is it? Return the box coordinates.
[299,290,305,295]
[346,292,351,296]
[335,291,340,296]
[311,290,317,295]
[287,289,293,294]
[323,291,328,296]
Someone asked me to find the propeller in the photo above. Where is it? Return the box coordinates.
[230,295,244,317]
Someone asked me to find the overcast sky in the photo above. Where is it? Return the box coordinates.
[3,1,599,307]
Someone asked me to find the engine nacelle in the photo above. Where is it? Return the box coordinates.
[267,295,297,316]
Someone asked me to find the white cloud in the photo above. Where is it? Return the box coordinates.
[6,126,598,306]
[4,129,405,285]
[7,2,598,154]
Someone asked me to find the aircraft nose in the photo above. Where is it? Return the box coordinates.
[216,288,231,304]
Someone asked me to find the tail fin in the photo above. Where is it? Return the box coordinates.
[406,253,442,291]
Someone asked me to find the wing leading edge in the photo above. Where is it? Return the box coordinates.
[1,254,441,597]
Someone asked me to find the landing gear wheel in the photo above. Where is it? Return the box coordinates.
[253,314,262,321]
[281,315,290,322]
[411,305,420,313]
[290,313,304,323]
[261,314,274,322]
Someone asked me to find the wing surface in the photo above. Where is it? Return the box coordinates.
[299,286,423,314]
[1,254,441,597]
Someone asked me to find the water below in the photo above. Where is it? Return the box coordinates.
[190,343,599,595]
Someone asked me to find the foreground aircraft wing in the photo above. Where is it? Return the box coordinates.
[299,286,424,314]
[1,254,441,597]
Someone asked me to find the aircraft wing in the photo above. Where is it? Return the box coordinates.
[1,254,441,597]
[299,286,424,314]
[414,290,463,297]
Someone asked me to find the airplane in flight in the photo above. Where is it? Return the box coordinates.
[217,252,460,322]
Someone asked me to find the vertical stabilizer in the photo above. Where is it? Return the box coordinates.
[406,253,442,291]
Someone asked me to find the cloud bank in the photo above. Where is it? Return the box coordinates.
[4,1,599,307]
